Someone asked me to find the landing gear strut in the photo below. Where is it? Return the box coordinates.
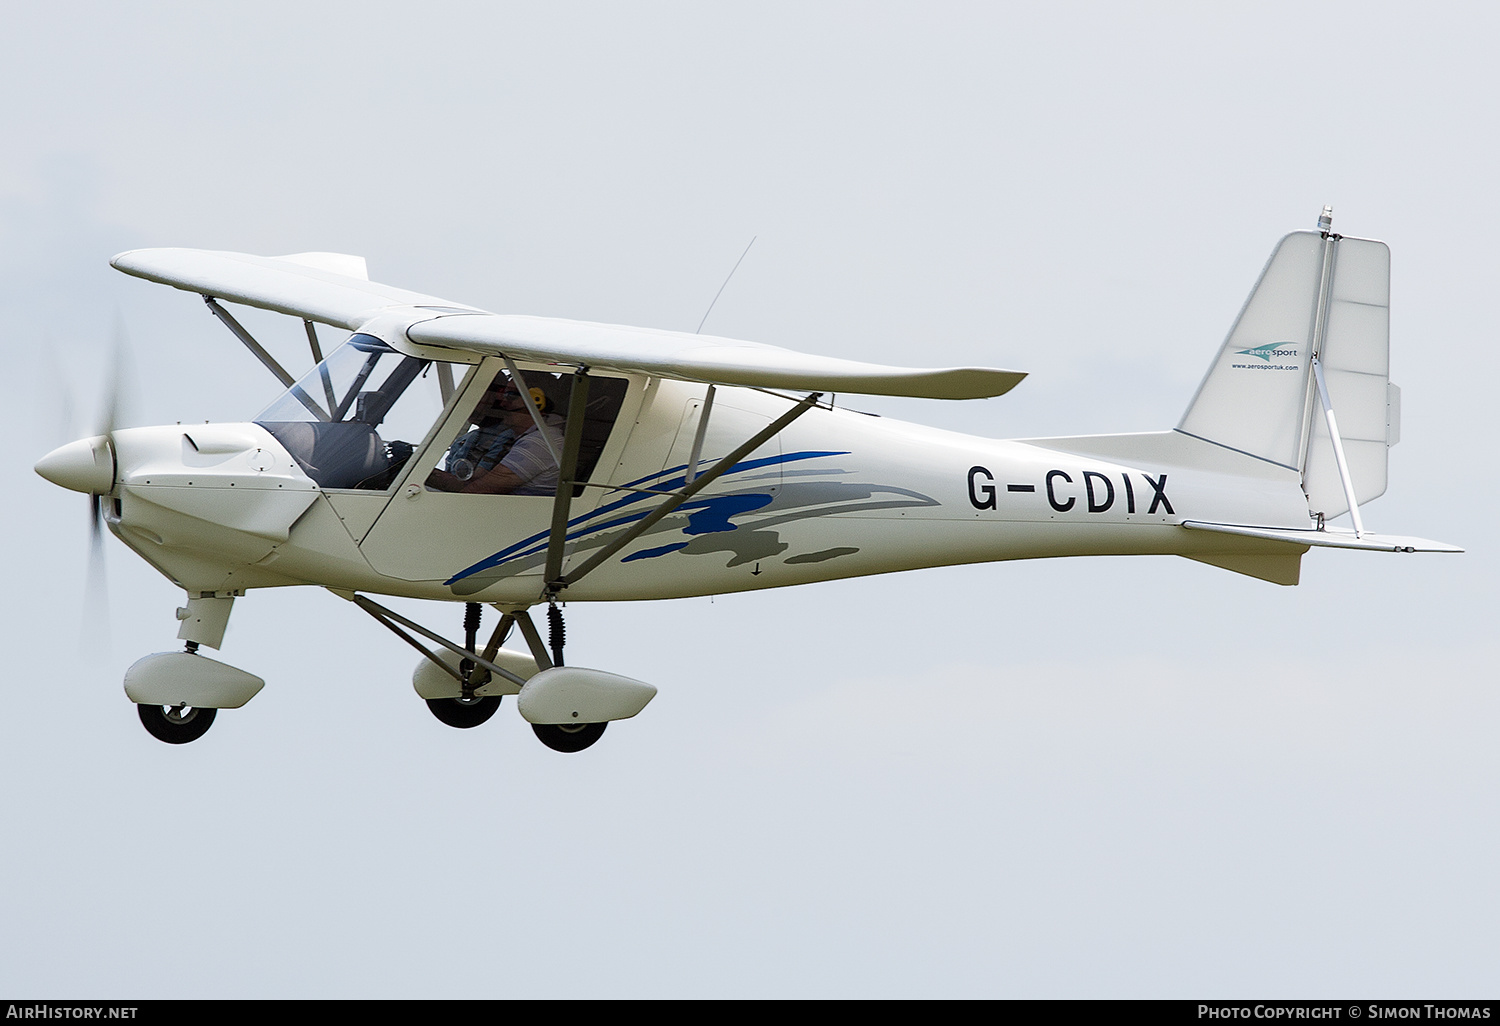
[527,604,606,751]
[421,602,508,729]
[348,593,651,753]
[547,602,566,667]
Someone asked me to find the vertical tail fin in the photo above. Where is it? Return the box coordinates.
[1177,223,1396,519]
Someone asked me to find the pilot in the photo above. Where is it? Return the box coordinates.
[426,377,565,495]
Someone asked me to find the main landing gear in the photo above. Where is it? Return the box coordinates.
[426,694,502,729]
[137,702,217,744]
[526,604,610,751]
[367,597,624,753]
[125,593,653,753]
[532,721,607,753]
[421,601,508,730]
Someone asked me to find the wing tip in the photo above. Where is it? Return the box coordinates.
[921,368,1027,400]
[988,370,1027,398]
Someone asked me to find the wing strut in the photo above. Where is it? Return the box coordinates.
[546,391,822,597]
[303,319,323,363]
[303,319,341,413]
[543,368,593,590]
[203,296,296,388]
[501,356,564,468]
[684,385,716,484]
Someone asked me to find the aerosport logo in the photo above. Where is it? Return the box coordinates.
[1235,341,1300,361]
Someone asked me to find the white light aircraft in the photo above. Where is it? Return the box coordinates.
[35,210,1460,750]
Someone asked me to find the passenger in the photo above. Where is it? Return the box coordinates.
[435,375,516,486]
[427,379,565,495]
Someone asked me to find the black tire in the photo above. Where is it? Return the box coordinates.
[532,721,607,753]
[137,703,217,744]
[426,695,502,729]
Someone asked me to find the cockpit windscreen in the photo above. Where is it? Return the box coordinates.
[256,333,458,489]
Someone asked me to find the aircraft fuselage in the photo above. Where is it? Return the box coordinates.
[101,365,1313,605]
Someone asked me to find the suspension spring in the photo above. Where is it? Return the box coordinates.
[461,602,481,687]
[547,603,566,668]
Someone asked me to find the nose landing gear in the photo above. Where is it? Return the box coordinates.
[125,615,264,744]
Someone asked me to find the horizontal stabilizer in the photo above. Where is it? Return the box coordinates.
[1183,520,1462,553]
[406,314,1026,399]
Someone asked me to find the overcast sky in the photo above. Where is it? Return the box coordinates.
[2,2,1494,998]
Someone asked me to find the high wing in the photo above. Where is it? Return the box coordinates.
[405,314,1025,399]
[111,248,486,330]
[111,248,1027,400]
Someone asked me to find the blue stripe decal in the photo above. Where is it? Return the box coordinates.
[445,450,849,584]
[682,492,773,533]
[621,542,689,563]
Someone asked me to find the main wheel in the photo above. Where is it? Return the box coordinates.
[532,721,607,753]
[426,695,502,729]
[137,703,217,744]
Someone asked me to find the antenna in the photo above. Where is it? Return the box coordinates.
[696,236,757,334]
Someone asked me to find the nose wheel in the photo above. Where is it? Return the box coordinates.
[137,703,217,744]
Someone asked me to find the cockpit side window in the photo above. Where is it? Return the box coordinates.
[568,375,630,495]
[426,368,630,498]
[256,333,463,490]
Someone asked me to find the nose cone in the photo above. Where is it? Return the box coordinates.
[35,435,115,494]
